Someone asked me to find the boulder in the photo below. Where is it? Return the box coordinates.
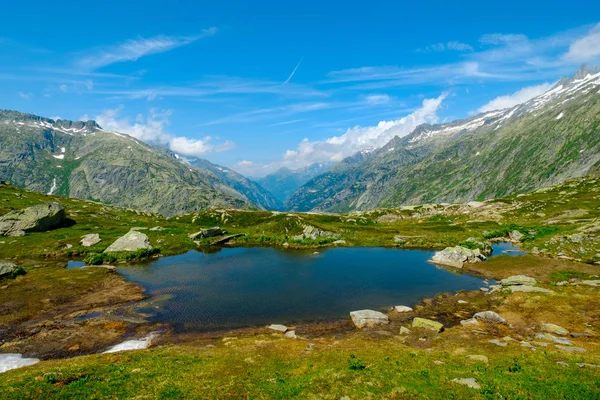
[412,317,444,332]
[460,318,480,327]
[0,203,66,236]
[292,225,338,241]
[104,231,152,253]
[452,378,481,389]
[555,345,587,353]
[399,326,411,335]
[509,230,525,241]
[0,261,18,277]
[534,333,572,345]
[474,311,506,324]
[466,355,489,364]
[429,246,486,268]
[268,324,288,332]
[500,275,537,286]
[541,323,569,336]
[189,227,224,240]
[80,233,101,247]
[507,285,554,294]
[284,330,297,339]
[350,310,389,328]
[394,305,413,313]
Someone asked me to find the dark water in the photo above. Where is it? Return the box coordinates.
[114,247,494,332]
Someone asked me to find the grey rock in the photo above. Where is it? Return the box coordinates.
[399,326,411,335]
[571,332,593,338]
[556,361,569,366]
[577,363,600,368]
[466,355,489,364]
[500,275,537,286]
[149,226,163,231]
[412,317,444,332]
[268,324,288,332]
[534,333,572,345]
[292,225,338,241]
[452,378,481,389]
[80,233,101,247]
[474,311,506,324]
[509,230,524,241]
[394,305,413,313]
[104,231,152,253]
[508,285,554,294]
[541,323,569,336]
[350,309,389,328]
[284,330,297,339]
[0,261,18,277]
[556,345,587,353]
[429,246,486,268]
[0,203,66,236]
[488,339,507,347]
[189,227,224,240]
[460,318,480,327]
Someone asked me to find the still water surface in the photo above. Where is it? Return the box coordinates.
[114,246,499,332]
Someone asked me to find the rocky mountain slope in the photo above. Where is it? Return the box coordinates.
[0,111,255,216]
[286,65,600,212]
[256,163,332,203]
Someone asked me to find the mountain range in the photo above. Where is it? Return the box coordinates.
[255,163,332,203]
[285,65,600,212]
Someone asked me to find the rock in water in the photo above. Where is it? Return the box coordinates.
[412,317,444,332]
[0,202,66,236]
[104,231,152,253]
[429,246,486,268]
[474,311,506,324]
[500,275,537,286]
[0,261,18,277]
[350,310,389,328]
[189,227,224,240]
[80,233,101,247]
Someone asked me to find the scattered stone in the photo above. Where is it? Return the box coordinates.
[534,333,572,345]
[474,311,506,324]
[457,300,469,304]
[460,318,479,327]
[284,330,297,339]
[394,305,413,313]
[532,341,550,347]
[434,360,444,365]
[282,242,289,248]
[502,336,516,342]
[520,341,535,349]
[412,317,444,332]
[80,233,101,247]
[577,363,600,368]
[579,280,600,287]
[472,330,489,335]
[452,378,481,389]
[350,310,389,328]
[500,275,537,286]
[332,240,346,245]
[0,261,18,277]
[292,225,337,241]
[188,227,224,240]
[480,287,489,292]
[466,355,489,364]
[399,327,411,335]
[509,230,524,241]
[507,285,554,294]
[0,202,66,236]
[556,281,569,286]
[268,324,288,333]
[556,345,586,353]
[104,231,152,253]
[571,332,593,338]
[149,226,163,231]
[541,323,569,336]
[488,339,507,347]
[556,361,568,367]
[429,246,486,268]
[313,251,319,255]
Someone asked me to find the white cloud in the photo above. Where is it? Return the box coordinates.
[477,82,554,112]
[479,33,529,46]
[420,41,474,52]
[235,93,447,176]
[92,106,234,157]
[364,94,391,105]
[18,91,32,99]
[563,23,600,62]
[76,28,217,70]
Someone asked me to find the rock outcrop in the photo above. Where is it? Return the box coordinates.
[0,203,66,236]
[104,231,152,253]
[429,246,486,268]
[189,227,224,240]
[80,233,101,247]
[500,275,537,286]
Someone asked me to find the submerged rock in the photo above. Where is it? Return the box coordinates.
[500,275,537,286]
[0,202,66,236]
[350,310,389,328]
[104,231,152,253]
[80,233,101,247]
[429,246,486,268]
[412,317,444,332]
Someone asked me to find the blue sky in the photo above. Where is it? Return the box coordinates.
[1,1,600,176]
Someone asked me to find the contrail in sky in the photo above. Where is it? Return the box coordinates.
[283,57,303,85]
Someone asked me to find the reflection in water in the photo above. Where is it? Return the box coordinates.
[116,247,489,332]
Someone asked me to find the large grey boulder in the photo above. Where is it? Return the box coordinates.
[474,311,506,324]
[429,246,486,268]
[500,275,537,286]
[189,227,224,240]
[104,231,152,253]
[0,203,66,236]
[350,309,389,328]
[81,233,101,247]
[0,261,18,277]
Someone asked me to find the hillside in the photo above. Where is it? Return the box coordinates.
[0,111,255,216]
[286,65,600,212]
